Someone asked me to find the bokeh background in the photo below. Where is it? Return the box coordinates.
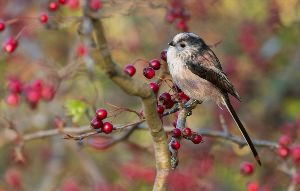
[0,0,300,190]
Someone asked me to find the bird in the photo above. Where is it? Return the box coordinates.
[166,32,261,165]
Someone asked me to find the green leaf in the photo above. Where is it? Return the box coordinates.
[64,99,87,123]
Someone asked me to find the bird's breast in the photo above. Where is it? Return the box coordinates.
[167,52,222,103]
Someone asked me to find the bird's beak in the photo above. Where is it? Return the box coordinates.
[168,41,175,47]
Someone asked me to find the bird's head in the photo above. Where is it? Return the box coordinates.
[167,32,206,59]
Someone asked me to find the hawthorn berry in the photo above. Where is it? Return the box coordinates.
[76,44,87,57]
[124,64,136,77]
[172,128,181,138]
[247,181,259,191]
[171,140,180,150]
[4,169,22,189]
[143,67,155,79]
[67,0,79,9]
[48,1,59,11]
[96,108,107,120]
[89,0,102,11]
[58,0,68,4]
[182,127,192,137]
[0,21,5,32]
[291,146,300,163]
[192,134,202,144]
[278,135,291,146]
[166,12,176,23]
[2,37,18,53]
[178,92,190,103]
[102,122,113,134]
[7,78,22,94]
[160,50,167,62]
[240,162,254,175]
[159,92,172,105]
[149,82,159,94]
[39,13,48,24]
[6,93,19,106]
[293,172,300,185]
[41,84,55,101]
[176,19,188,31]
[164,99,174,109]
[90,117,103,129]
[277,146,289,158]
[156,105,165,114]
[149,59,161,70]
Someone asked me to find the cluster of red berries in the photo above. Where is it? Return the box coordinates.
[90,108,114,134]
[170,127,203,150]
[165,0,190,31]
[6,78,55,108]
[47,0,102,12]
[276,134,300,165]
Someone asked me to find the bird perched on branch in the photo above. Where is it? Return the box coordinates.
[167,32,261,165]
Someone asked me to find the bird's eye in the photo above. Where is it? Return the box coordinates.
[180,43,186,48]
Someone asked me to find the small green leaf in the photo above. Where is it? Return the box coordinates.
[64,99,87,123]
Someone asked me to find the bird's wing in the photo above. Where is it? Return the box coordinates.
[186,49,241,101]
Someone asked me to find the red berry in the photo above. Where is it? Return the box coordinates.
[143,67,155,79]
[48,1,59,11]
[32,79,43,93]
[171,140,180,150]
[178,92,190,103]
[102,122,113,134]
[164,99,174,109]
[58,0,68,4]
[39,13,48,24]
[277,146,289,158]
[278,135,291,146]
[172,128,181,138]
[4,169,22,189]
[76,44,87,57]
[67,0,79,9]
[240,162,254,175]
[182,127,192,137]
[2,37,18,54]
[89,0,102,11]
[247,181,259,191]
[165,12,176,23]
[96,108,107,120]
[159,92,172,105]
[192,134,202,144]
[0,21,5,32]
[149,82,159,94]
[7,77,22,94]
[157,105,165,114]
[6,93,19,106]
[124,64,136,77]
[176,19,188,31]
[149,59,161,70]
[90,117,103,129]
[160,50,167,62]
[25,88,40,104]
[41,84,55,101]
[291,146,300,163]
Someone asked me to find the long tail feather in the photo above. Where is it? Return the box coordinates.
[222,94,261,166]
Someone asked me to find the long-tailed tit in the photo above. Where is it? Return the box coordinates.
[167,32,261,165]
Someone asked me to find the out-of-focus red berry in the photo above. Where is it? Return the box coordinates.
[240,162,254,175]
[102,122,113,134]
[278,135,291,146]
[124,64,136,77]
[89,0,102,11]
[67,0,79,9]
[39,13,48,24]
[41,84,55,101]
[58,0,68,4]
[76,44,87,57]
[48,1,59,11]
[293,172,300,185]
[143,67,155,79]
[60,179,80,191]
[4,168,22,189]
[171,140,180,150]
[25,88,41,104]
[7,77,22,94]
[6,93,20,106]
[247,181,259,191]
[96,108,107,120]
[291,146,300,163]
[2,36,18,53]
[176,19,188,31]
[0,21,5,32]
[277,146,289,159]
